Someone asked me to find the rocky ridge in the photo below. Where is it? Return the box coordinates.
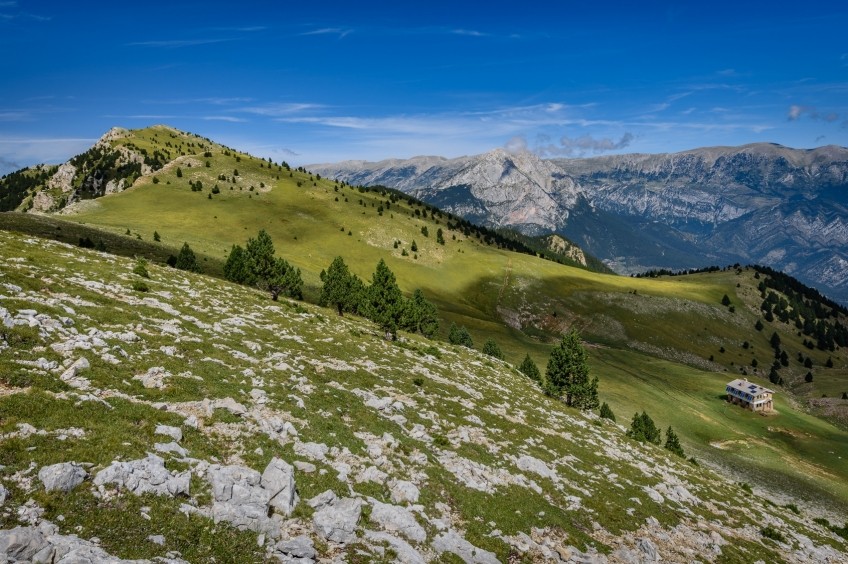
[0,231,845,562]
[311,143,848,304]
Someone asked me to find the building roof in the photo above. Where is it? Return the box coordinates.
[726,378,774,396]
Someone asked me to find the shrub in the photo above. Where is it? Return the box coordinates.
[482,338,504,360]
[760,525,785,542]
[132,280,149,292]
[132,258,150,278]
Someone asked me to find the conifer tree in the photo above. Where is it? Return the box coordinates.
[482,338,504,360]
[545,329,598,409]
[223,244,249,283]
[448,323,473,348]
[365,259,405,340]
[401,288,439,338]
[174,242,201,273]
[664,426,685,457]
[245,229,276,287]
[320,256,357,315]
[627,411,661,444]
[518,354,541,383]
[599,402,616,422]
[267,257,302,301]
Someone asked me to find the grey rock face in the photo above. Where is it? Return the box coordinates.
[432,531,500,564]
[369,500,426,542]
[276,535,316,559]
[388,480,420,505]
[93,454,190,497]
[261,457,298,516]
[37,462,87,493]
[0,526,50,562]
[154,425,183,442]
[364,530,425,564]
[312,496,362,544]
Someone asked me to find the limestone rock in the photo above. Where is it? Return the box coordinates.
[312,496,361,544]
[364,530,425,564]
[59,357,90,390]
[276,535,316,559]
[389,480,420,505]
[94,454,190,497]
[294,441,329,461]
[154,442,189,458]
[37,462,87,493]
[261,457,298,516]
[432,531,499,564]
[0,526,50,562]
[369,500,426,542]
[155,425,183,442]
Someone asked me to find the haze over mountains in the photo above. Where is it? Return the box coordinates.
[312,143,848,304]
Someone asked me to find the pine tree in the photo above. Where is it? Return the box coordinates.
[721,294,732,306]
[174,242,201,273]
[627,411,661,444]
[401,289,439,338]
[599,402,616,422]
[244,229,276,287]
[518,354,541,383]
[267,257,302,301]
[448,323,473,348]
[664,426,685,457]
[436,228,445,245]
[482,338,504,360]
[755,319,764,331]
[153,231,161,242]
[319,256,357,315]
[545,329,598,409]
[223,244,249,283]
[365,259,405,340]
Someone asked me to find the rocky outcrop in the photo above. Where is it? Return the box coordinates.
[37,462,87,493]
[93,454,190,497]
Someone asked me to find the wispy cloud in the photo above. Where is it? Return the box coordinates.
[203,116,247,123]
[299,27,352,38]
[534,132,635,157]
[127,38,231,48]
[451,29,487,37]
[788,104,840,122]
[0,110,30,121]
[240,103,322,117]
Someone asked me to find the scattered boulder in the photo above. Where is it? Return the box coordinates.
[369,500,426,542]
[37,462,87,493]
[133,367,170,389]
[364,530,425,564]
[312,496,362,544]
[0,484,7,505]
[155,425,183,442]
[94,454,190,497]
[0,526,51,562]
[389,480,420,505]
[515,455,557,481]
[275,535,316,560]
[261,457,298,516]
[307,489,337,509]
[294,441,329,461]
[432,531,499,564]
[59,357,90,390]
[154,442,189,458]
[638,537,660,561]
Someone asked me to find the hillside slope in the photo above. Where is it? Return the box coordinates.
[311,143,848,305]
[2,126,847,518]
[1,230,846,563]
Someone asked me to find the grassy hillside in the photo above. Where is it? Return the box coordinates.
[1,229,846,563]
[4,125,848,517]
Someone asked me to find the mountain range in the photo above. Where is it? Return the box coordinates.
[310,144,848,304]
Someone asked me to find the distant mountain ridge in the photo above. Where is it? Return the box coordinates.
[311,143,848,304]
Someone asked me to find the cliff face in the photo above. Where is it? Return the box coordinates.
[312,143,848,303]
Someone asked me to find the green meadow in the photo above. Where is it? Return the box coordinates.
[8,125,848,515]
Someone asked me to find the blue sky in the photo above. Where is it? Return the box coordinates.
[1,0,846,175]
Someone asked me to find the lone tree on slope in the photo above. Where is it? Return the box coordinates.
[545,329,598,410]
